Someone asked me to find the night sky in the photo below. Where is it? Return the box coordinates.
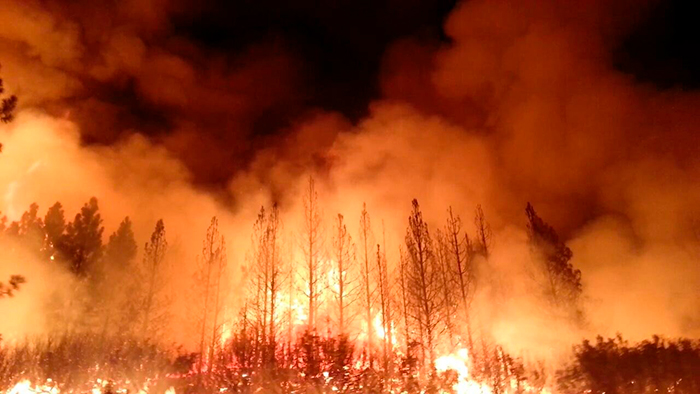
[173,0,700,120]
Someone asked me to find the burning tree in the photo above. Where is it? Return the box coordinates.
[358,203,377,365]
[444,207,476,353]
[247,204,285,365]
[299,176,325,331]
[194,216,229,378]
[403,199,444,370]
[329,213,358,335]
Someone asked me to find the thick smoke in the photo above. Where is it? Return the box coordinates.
[1,0,699,360]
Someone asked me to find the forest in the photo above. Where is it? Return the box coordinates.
[1,178,699,394]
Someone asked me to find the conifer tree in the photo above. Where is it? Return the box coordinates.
[330,213,357,334]
[43,202,66,261]
[0,63,17,125]
[404,199,443,368]
[63,197,104,278]
[195,217,228,378]
[525,203,582,315]
[358,203,376,364]
[140,219,171,339]
[300,176,324,331]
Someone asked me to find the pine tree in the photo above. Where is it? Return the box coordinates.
[404,199,443,369]
[474,205,492,259]
[525,203,582,316]
[63,197,104,278]
[0,63,17,126]
[358,203,376,365]
[140,219,170,340]
[195,217,228,379]
[300,176,324,331]
[247,205,285,364]
[99,217,138,335]
[43,202,66,262]
[330,213,357,334]
[445,207,476,352]
[104,217,137,269]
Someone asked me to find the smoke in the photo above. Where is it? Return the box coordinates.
[2,0,700,361]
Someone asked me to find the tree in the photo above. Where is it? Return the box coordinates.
[63,197,104,278]
[139,219,170,340]
[300,176,324,331]
[43,202,66,261]
[330,213,357,334]
[5,203,43,252]
[525,203,582,315]
[434,229,456,348]
[474,205,492,259]
[376,241,392,368]
[0,63,18,127]
[358,203,376,365]
[247,205,285,364]
[99,217,138,335]
[444,207,476,352]
[404,199,443,369]
[103,217,137,270]
[194,216,228,378]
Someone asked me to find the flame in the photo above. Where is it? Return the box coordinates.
[7,380,58,394]
[220,322,232,345]
[373,313,385,339]
[435,349,493,394]
[6,379,176,394]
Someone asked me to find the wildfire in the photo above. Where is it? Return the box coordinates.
[435,349,492,394]
[6,379,176,394]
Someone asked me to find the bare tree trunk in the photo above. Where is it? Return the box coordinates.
[301,176,323,331]
[359,203,374,367]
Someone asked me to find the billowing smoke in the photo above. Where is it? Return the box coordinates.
[1,0,699,363]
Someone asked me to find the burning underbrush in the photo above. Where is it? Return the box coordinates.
[0,330,545,394]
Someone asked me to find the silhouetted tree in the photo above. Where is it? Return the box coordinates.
[525,203,582,315]
[99,217,137,335]
[194,217,228,379]
[139,219,171,340]
[300,176,324,331]
[5,203,43,251]
[558,336,700,394]
[404,199,443,369]
[63,197,104,278]
[0,62,17,149]
[376,242,392,368]
[444,207,476,353]
[247,204,285,364]
[435,229,456,348]
[330,213,357,334]
[43,202,66,261]
[474,205,492,259]
[358,203,376,365]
